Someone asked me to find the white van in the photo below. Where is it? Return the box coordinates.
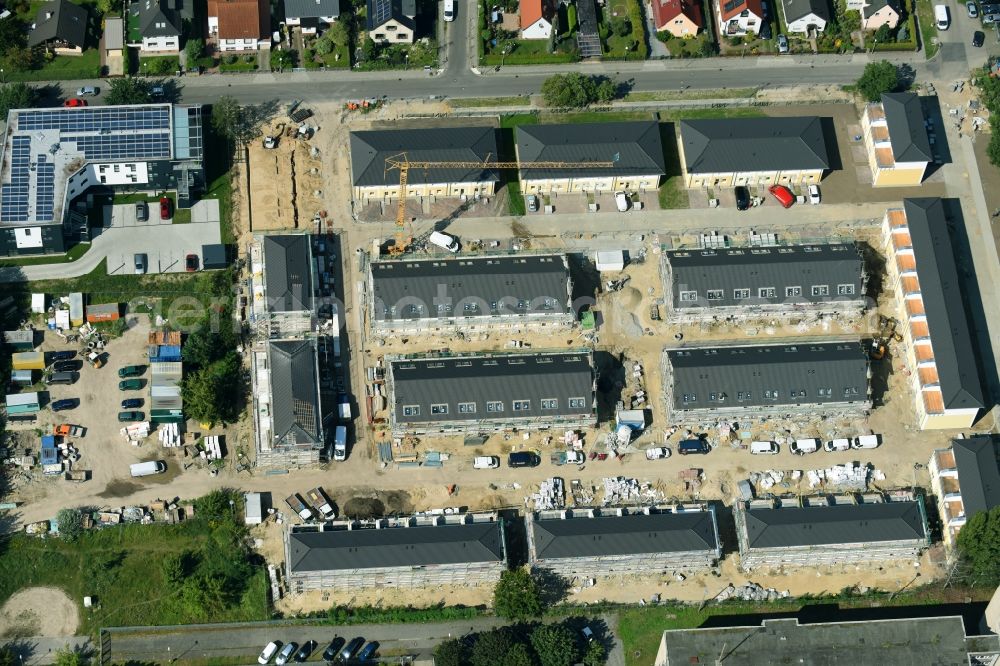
[473,455,499,469]
[825,438,851,452]
[130,460,166,477]
[429,231,459,252]
[791,438,819,455]
[750,441,779,455]
[333,426,347,461]
[852,434,881,450]
[444,0,455,21]
[935,4,950,29]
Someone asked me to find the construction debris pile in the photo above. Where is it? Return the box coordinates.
[715,582,789,603]
[528,478,566,510]
[750,462,875,493]
[601,476,662,506]
[121,421,152,445]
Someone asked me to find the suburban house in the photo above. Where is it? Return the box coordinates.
[366,0,415,43]
[717,0,765,36]
[284,513,506,591]
[515,121,666,194]
[651,0,703,36]
[781,0,829,33]
[862,92,932,187]
[929,436,1000,550]
[349,126,499,202]
[208,0,272,51]
[254,338,324,467]
[882,199,984,429]
[283,0,341,34]
[663,342,871,421]
[369,254,575,334]
[254,234,316,338]
[848,0,901,30]
[526,506,721,577]
[387,350,596,436]
[663,243,866,323]
[654,616,1000,666]
[733,495,930,571]
[130,0,183,52]
[679,117,830,188]
[520,0,555,39]
[0,104,204,256]
[27,0,88,53]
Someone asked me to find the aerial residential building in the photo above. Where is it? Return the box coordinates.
[526,506,721,577]
[848,0,902,30]
[663,342,871,421]
[0,104,204,256]
[520,0,555,38]
[284,513,506,591]
[27,0,88,53]
[369,254,575,334]
[654,616,1000,666]
[651,0,704,36]
[781,0,829,33]
[253,234,316,338]
[663,243,866,323]
[862,93,932,187]
[514,121,665,194]
[366,0,416,43]
[882,199,984,429]
[679,116,831,188]
[208,0,272,51]
[733,495,930,571]
[253,338,324,467]
[387,350,596,436]
[130,0,184,52]
[717,0,765,36]
[283,0,341,34]
[929,436,1000,551]
[349,126,499,202]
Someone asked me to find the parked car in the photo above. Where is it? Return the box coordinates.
[76,86,98,96]
[527,194,539,212]
[508,451,540,467]
[119,378,143,391]
[614,191,630,212]
[117,410,144,422]
[63,98,87,107]
[768,184,795,208]
[974,30,985,46]
[263,135,278,149]
[968,0,979,17]
[151,84,165,97]
[645,447,671,460]
[582,626,595,642]
[852,434,881,449]
[275,642,297,666]
[473,455,500,469]
[750,440,779,455]
[678,439,710,455]
[135,202,148,221]
[119,365,144,378]
[121,398,143,409]
[51,398,78,412]
[53,360,81,372]
[322,638,346,662]
[341,637,365,661]
[825,438,851,452]
[185,254,198,271]
[735,186,751,211]
[808,184,821,204]
[49,351,76,361]
[293,640,316,662]
[777,34,789,53]
[134,253,147,274]
[258,641,280,665]
[790,438,820,455]
[357,642,380,661]
[159,197,172,220]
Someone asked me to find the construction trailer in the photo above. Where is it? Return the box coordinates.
[253,338,324,467]
[5,391,40,415]
[150,362,183,424]
[284,513,506,592]
[3,330,35,351]
[526,505,721,578]
[245,492,264,525]
[662,243,867,324]
[85,303,120,323]
[12,352,45,371]
[733,494,930,571]
[369,254,576,335]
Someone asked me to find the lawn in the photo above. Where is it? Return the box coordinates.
[625,88,757,101]
[5,48,101,82]
[601,0,649,59]
[0,243,90,268]
[659,32,716,58]
[483,38,578,65]
[914,0,939,58]
[450,96,533,108]
[139,54,180,76]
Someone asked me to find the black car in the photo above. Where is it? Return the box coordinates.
[357,642,380,661]
[974,30,985,47]
[51,398,78,412]
[293,640,316,662]
[678,439,711,455]
[121,398,143,409]
[508,451,540,468]
[322,638,345,661]
[48,351,76,362]
[340,637,365,661]
[735,186,751,211]
[53,360,82,372]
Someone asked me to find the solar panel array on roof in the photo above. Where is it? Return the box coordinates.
[372,0,391,24]
[35,155,55,221]
[16,107,170,132]
[1,136,31,222]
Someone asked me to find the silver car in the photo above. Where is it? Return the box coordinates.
[777,34,789,53]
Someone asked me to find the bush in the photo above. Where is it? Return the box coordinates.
[855,59,898,101]
[225,54,238,64]
[493,568,542,621]
[56,508,83,542]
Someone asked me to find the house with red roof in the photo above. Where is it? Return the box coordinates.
[651,0,703,37]
[208,0,272,51]
[716,0,765,36]
[520,0,555,39]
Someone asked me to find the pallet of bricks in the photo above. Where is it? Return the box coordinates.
[159,423,182,448]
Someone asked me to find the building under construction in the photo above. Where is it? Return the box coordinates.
[662,243,867,324]
[368,254,575,335]
[283,513,506,591]
[250,234,317,339]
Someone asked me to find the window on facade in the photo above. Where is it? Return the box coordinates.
[430,403,448,415]
[513,400,531,411]
[486,401,503,412]
[759,287,776,298]
[464,303,479,313]
[706,289,724,301]
[786,286,801,297]
[402,405,420,416]
[568,397,586,409]
[838,284,856,295]
[812,285,829,296]
[458,402,476,414]
[734,288,750,300]
[386,24,397,30]
[540,398,558,410]
[680,291,698,302]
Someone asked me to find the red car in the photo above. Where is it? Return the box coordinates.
[185,254,198,272]
[159,197,171,220]
[768,184,795,208]
[63,98,87,107]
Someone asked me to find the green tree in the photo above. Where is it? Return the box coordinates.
[988,127,1000,167]
[270,48,294,70]
[567,3,578,32]
[211,95,261,147]
[6,46,37,72]
[874,23,892,43]
[433,638,465,666]
[0,646,16,666]
[182,307,238,367]
[956,505,1000,586]
[95,0,121,14]
[493,568,543,621]
[144,57,174,75]
[0,82,34,117]
[530,624,578,666]
[182,352,243,425]
[699,38,717,57]
[0,18,26,56]
[53,648,84,666]
[104,77,153,105]
[541,72,596,107]
[582,640,606,666]
[185,38,204,63]
[470,628,513,666]
[610,16,631,37]
[503,643,535,666]
[56,507,83,542]
[315,35,335,55]
[362,36,377,60]
[595,78,616,103]
[328,20,349,45]
[855,60,898,102]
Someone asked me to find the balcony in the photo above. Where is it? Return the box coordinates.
[867,104,886,122]
[886,209,907,228]
[905,297,925,317]
[918,365,939,386]
[923,389,945,414]
[875,146,896,168]
[870,125,891,143]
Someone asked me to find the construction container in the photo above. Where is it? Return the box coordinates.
[85,303,120,323]
[10,370,33,385]
[30,293,45,314]
[153,345,182,362]
[595,250,626,272]
[3,330,35,351]
[245,492,263,525]
[12,351,45,370]
[6,392,40,414]
[69,293,84,327]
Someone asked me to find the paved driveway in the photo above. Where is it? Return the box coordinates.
[104,200,221,275]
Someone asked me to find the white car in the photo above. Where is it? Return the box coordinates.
[76,86,97,96]
[614,191,630,212]
[750,441,779,455]
[258,641,280,665]
[645,447,671,460]
[808,184,821,204]
[473,455,500,469]
[825,438,851,452]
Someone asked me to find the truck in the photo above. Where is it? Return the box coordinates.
[550,450,585,466]
[55,424,86,437]
[64,469,90,482]
[332,426,347,461]
[338,394,352,421]
[306,487,336,520]
[285,494,313,520]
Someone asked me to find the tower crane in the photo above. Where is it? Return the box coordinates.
[383,153,617,255]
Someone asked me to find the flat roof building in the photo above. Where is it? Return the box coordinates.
[663,243,866,322]
[387,350,596,435]
[663,342,870,421]
[930,436,1000,550]
[369,254,575,334]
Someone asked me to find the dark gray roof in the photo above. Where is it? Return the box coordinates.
[952,436,1000,518]
[903,198,984,411]
[864,0,901,16]
[667,342,869,412]
[882,93,932,163]
[371,255,571,323]
[284,0,340,18]
[531,510,720,560]
[350,126,499,187]
[658,616,998,666]
[268,339,322,447]
[390,352,594,425]
[133,0,182,37]
[667,243,863,310]
[366,0,415,31]
[742,501,928,549]
[28,0,88,48]
[782,0,830,22]
[263,235,313,313]
[515,121,665,180]
[680,117,831,174]
[288,521,505,572]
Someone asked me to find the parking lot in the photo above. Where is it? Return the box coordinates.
[103,200,221,275]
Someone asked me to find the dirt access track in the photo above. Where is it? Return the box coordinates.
[0,587,79,638]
